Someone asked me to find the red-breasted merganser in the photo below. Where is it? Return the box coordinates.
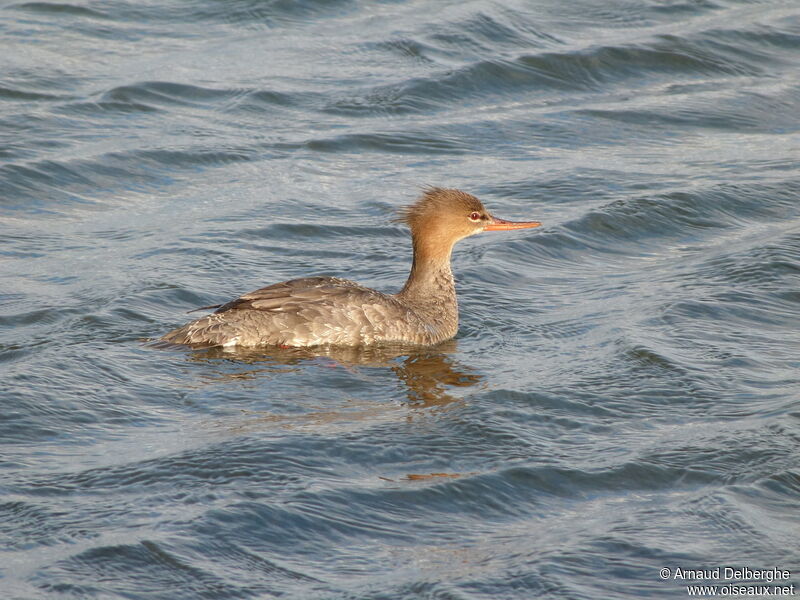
[161,187,541,348]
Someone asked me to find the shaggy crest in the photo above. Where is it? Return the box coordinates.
[396,187,486,229]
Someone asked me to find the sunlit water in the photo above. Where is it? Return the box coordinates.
[1,0,799,598]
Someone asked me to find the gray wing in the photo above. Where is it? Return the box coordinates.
[161,277,433,347]
[213,277,361,314]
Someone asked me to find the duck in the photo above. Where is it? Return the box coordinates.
[160,187,541,347]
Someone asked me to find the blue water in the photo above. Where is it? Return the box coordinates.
[1,0,799,598]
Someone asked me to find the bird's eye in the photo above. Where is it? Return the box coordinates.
[469,212,481,221]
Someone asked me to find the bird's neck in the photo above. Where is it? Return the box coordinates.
[396,235,459,337]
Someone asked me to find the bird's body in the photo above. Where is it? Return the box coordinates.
[161,188,540,348]
[162,275,457,347]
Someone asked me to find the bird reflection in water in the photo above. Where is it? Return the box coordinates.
[179,340,482,410]
[160,341,481,480]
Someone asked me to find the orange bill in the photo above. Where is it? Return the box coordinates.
[484,216,542,231]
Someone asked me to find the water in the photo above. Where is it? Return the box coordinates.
[2,0,799,598]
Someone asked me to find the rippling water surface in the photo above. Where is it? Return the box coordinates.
[2,0,799,598]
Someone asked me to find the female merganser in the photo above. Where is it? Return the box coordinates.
[161,187,541,348]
